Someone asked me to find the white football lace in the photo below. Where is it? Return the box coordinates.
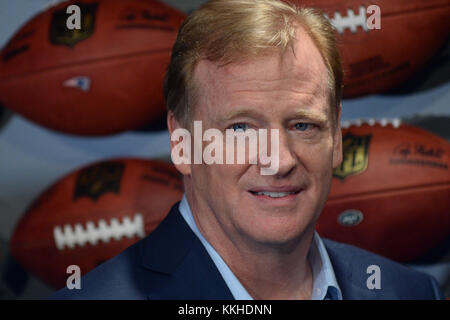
[325,6,368,34]
[53,214,145,250]
[341,118,402,129]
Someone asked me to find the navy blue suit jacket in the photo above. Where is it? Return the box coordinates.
[50,203,444,300]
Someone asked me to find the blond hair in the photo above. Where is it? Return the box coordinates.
[164,0,342,126]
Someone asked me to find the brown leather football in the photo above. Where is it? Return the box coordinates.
[0,0,185,135]
[316,119,450,262]
[289,0,450,97]
[9,158,183,289]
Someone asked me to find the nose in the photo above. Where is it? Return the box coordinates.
[273,129,297,178]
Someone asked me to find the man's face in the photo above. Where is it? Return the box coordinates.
[172,27,342,247]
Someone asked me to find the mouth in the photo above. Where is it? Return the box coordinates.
[248,187,303,201]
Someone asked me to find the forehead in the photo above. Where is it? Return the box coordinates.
[192,26,330,112]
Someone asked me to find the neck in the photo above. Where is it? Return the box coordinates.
[185,190,315,300]
[227,242,314,300]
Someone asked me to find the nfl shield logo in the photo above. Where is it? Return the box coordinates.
[333,133,372,180]
[49,3,98,47]
[74,162,125,202]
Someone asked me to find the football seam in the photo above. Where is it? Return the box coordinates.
[326,3,450,20]
[327,181,450,202]
[0,47,173,82]
[379,3,450,19]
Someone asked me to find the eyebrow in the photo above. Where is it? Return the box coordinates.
[289,109,328,124]
[220,108,328,124]
[220,108,263,123]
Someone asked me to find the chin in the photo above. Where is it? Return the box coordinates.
[237,212,314,247]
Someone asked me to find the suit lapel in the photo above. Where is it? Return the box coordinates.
[324,239,381,300]
[139,203,234,300]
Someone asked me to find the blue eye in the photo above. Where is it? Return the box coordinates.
[295,123,311,131]
[231,123,249,132]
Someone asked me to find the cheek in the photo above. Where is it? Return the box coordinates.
[191,163,245,198]
[301,138,334,171]
[298,138,334,191]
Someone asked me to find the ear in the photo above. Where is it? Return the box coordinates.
[167,111,192,176]
[332,104,343,170]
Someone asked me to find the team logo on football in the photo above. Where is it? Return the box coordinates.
[50,3,98,47]
[337,210,364,227]
[333,133,372,180]
[63,76,91,92]
[74,162,125,201]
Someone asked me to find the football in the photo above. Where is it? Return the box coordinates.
[0,0,186,135]
[292,0,450,97]
[316,119,450,262]
[9,158,183,289]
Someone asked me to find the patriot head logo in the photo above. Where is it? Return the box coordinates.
[63,76,91,92]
